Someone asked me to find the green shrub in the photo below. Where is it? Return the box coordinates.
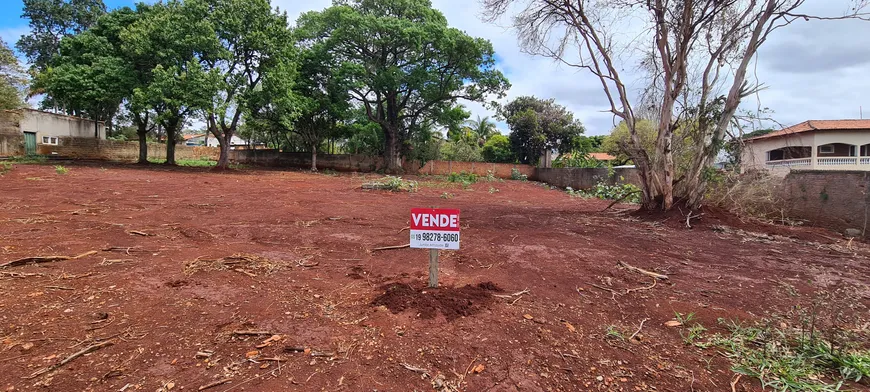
[54,165,68,175]
[370,175,418,192]
[510,168,528,181]
[0,161,12,175]
[553,152,604,168]
[567,181,640,203]
[447,171,478,185]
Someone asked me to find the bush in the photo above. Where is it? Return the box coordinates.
[54,165,68,175]
[706,170,789,223]
[365,175,418,192]
[481,134,514,163]
[553,152,604,168]
[447,171,478,184]
[510,168,528,181]
[567,181,640,203]
[440,140,483,162]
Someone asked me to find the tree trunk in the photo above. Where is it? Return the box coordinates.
[213,126,232,169]
[165,119,178,165]
[311,144,318,171]
[216,140,230,169]
[383,125,402,173]
[137,128,148,164]
[94,118,99,139]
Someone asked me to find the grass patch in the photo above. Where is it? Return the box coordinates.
[0,161,12,176]
[54,165,68,175]
[702,318,870,391]
[8,155,48,164]
[149,158,220,167]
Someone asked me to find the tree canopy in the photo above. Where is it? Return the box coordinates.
[500,96,584,165]
[17,0,107,73]
[296,0,509,172]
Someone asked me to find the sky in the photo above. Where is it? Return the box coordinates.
[1,0,869,136]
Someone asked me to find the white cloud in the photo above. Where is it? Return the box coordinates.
[272,0,870,136]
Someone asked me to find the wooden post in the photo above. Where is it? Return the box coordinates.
[428,249,439,288]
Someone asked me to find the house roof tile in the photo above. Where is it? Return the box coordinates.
[745,119,870,141]
[589,152,616,160]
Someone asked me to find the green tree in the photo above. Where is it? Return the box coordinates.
[0,39,27,110]
[603,119,693,172]
[296,0,509,172]
[500,96,584,165]
[122,0,220,165]
[36,20,135,138]
[465,115,497,144]
[481,134,513,163]
[440,140,482,162]
[17,0,106,73]
[570,135,605,154]
[199,0,294,169]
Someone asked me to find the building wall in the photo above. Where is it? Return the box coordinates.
[742,129,870,175]
[534,167,641,189]
[779,170,869,237]
[18,109,106,141]
[418,160,536,179]
[37,137,218,161]
[0,111,24,156]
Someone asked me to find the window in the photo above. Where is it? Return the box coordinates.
[818,144,834,154]
[41,136,59,145]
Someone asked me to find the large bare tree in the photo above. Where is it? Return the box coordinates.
[483,0,869,210]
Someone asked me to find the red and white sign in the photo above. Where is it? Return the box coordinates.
[410,208,460,250]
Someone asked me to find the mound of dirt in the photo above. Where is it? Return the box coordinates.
[630,204,836,243]
[371,281,501,320]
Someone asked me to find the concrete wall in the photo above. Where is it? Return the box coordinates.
[779,170,868,237]
[229,150,391,172]
[0,111,23,156]
[534,167,641,189]
[37,137,218,162]
[418,160,536,179]
[19,109,106,141]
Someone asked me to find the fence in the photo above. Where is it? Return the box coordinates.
[36,137,218,162]
[779,170,868,237]
[535,167,641,189]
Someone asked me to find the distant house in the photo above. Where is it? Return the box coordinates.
[588,152,616,162]
[0,109,105,156]
[741,120,870,175]
[183,133,250,148]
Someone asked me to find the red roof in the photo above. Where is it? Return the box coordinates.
[183,133,206,140]
[589,152,616,161]
[745,120,870,142]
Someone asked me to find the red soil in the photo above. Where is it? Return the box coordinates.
[0,162,867,392]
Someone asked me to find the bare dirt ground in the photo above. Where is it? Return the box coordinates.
[0,163,868,392]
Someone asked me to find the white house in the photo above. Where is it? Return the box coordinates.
[183,133,248,148]
[741,120,870,176]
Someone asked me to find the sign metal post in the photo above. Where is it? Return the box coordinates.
[409,208,460,288]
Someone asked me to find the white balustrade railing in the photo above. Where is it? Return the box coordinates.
[861,157,870,165]
[817,157,857,165]
[766,158,811,167]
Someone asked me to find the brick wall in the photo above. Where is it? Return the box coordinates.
[779,170,868,237]
[534,167,641,189]
[229,150,396,172]
[36,137,218,162]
